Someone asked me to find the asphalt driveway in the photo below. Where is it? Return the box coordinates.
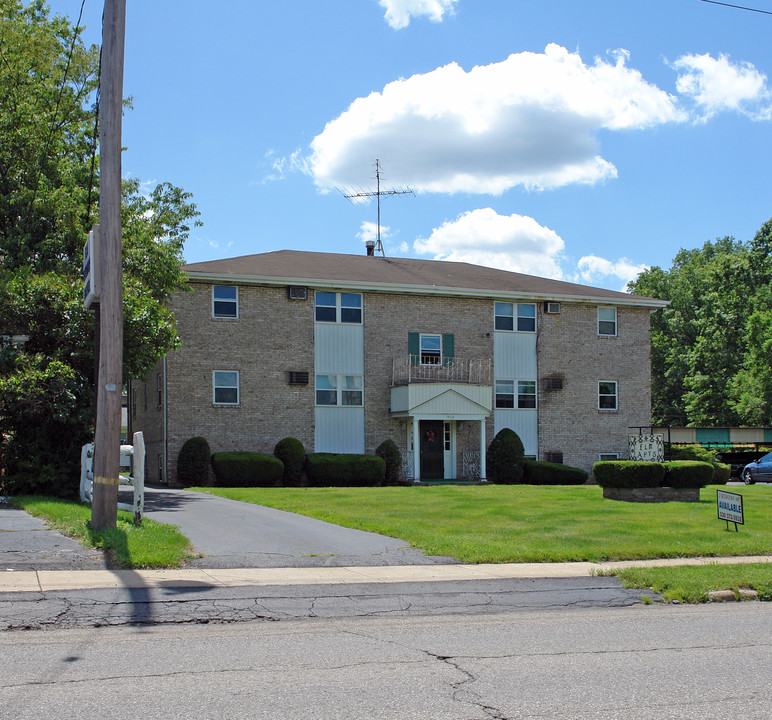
[141,486,456,568]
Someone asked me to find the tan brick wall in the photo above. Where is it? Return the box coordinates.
[537,304,652,473]
[150,282,315,486]
[362,292,495,471]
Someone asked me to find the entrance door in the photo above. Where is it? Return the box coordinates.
[419,420,444,479]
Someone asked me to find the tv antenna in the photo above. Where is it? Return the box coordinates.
[342,159,413,257]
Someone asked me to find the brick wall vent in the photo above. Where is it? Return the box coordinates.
[545,451,564,464]
[288,371,309,385]
[543,375,564,391]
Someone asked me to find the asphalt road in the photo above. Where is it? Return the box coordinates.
[2,603,770,719]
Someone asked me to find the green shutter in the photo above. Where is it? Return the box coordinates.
[442,334,455,367]
[408,332,419,366]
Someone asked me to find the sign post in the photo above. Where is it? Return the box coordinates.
[716,489,744,532]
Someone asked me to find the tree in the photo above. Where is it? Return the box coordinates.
[629,219,772,427]
[0,1,200,496]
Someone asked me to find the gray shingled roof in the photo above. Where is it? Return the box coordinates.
[183,250,666,307]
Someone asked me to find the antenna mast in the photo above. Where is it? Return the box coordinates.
[343,159,413,256]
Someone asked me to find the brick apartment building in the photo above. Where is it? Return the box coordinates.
[129,248,667,485]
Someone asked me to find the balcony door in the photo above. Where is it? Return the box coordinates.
[419,420,444,479]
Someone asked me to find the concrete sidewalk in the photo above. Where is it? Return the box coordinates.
[3,555,771,594]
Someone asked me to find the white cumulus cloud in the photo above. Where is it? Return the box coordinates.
[414,208,566,279]
[576,255,648,291]
[673,52,771,121]
[308,44,683,195]
[379,0,457,29]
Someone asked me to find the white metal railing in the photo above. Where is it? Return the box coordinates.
[392,356,492,386]
[80,431,145,523]
[462,451,481,480]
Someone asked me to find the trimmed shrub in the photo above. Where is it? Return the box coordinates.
[211,451,283,487]
[663,461,714,488]
[486,428,525,484]
[375,439,402,485]
[273,437,306,486]
[712,462,732,484]
[177,436,211,487]
[523,461,588,485]
[666,444,731,484]
[306,453,385,487]
[593,461,665,489]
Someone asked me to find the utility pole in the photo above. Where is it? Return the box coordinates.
[91,0,126,530]
[343,159,413,256]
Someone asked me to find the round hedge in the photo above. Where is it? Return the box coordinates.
[177,436,211,487]
[274,437,306,486]
[375,439,402,485]
[486,428,525,484]
[211,451,283,487]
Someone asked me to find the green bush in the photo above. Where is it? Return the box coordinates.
[273,437,306,487]
[666,444,731,484]
[486,428,525,484]
[593,461,666,488]
[663,461,714,488]
[177,436,211,487]
[666,444,719,463]
[306,453,385,487]
[712,462,732,484]
[523,461,588,485]
[211,451,284,487]
[375,439,402,485]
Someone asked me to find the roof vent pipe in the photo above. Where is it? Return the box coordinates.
[365,240,376,256]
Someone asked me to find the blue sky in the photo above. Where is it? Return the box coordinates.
[48,0,772,290]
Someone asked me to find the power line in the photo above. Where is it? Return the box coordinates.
[699,0,772,15]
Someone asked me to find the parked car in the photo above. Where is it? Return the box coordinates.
[741,452,772,484]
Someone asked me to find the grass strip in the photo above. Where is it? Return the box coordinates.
[609,563,772,604]
[194,484,772,564]
[9,495,192,568]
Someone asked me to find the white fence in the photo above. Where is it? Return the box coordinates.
[80,431,145,523]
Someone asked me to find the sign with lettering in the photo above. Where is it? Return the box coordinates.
[717,489,744,528]
[628,433,665,462]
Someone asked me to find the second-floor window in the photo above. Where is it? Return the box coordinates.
[420,334,442,365]
[315,291,362,324]
[495,302,536,332]
[213,286,238,318]
[599,381,618,410]
[495,379,537,409]
[598,307,617,336]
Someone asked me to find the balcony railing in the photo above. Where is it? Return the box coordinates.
[392,356,492,386]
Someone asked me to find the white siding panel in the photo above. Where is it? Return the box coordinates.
[494,333,537,378]
[315,324,364,374]
[494,410,538,456]
[315,407,365,453]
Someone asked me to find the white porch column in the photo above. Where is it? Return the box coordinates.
[412,419,421,483]
[479,418,487,481]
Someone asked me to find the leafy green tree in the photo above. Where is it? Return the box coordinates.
[630,219,772,427]
[0,2,200,495]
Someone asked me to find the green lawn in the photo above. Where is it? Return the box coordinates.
[195,484,772,564]
[9,496,193,568]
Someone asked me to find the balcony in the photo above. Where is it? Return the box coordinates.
[392,356,492,386]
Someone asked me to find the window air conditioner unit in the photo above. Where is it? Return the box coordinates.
[288,371,309,385]
[544,302,561,314]
[543,376,564,391]
[287,286,308,300]
[545,451,563,464]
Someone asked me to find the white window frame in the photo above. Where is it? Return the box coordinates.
[212,285,238,319]
[495,379,537,409]
[314,291,362,324]
[420,333,442,366]
[315,374,363,407]
[598,380,618,410]
[494,302,536,332]
[598,306,617,337]
[599,452,620,462]
[213,370,240,405]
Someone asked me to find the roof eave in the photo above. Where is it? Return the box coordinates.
[184,270,669,309]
